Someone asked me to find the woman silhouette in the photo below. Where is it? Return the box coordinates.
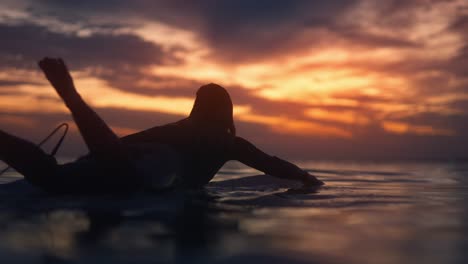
[0,58,323,194]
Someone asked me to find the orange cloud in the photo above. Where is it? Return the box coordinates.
[239,113,352,138]
[382,121,455,136]
[305,109,369,125]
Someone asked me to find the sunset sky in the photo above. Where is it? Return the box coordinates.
[0,0,467,160]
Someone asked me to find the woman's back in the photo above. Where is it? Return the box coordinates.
[121,118,234,188]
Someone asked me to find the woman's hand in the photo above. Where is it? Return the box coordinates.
[284,171,324,194]
[38,57,77,99]
[300,171,324,187]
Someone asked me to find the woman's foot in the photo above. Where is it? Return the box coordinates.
[38,57,77,99]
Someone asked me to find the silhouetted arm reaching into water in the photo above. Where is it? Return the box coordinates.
[230,137,324,186]
[121,126,323,187]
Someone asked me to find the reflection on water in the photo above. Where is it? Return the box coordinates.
[0,160,467,263]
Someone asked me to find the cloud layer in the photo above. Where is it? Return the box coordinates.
[0,0,467,160]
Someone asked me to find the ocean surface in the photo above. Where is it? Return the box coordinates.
[0,159,467,264]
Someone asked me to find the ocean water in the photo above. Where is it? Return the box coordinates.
[0,160,467,264]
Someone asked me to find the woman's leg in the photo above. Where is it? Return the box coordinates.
[39,58,125,160]
[0,130,58,187]
[64,96,141,191]
[39,58,139,193]
[64,93,125,159]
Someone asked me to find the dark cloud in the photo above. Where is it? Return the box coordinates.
[0,23,178,71]
[450,99,468,114]
[19,0,467,66]
[437,13,468,78]
[449,14,468,33]
[446,44,468,78]
[383,108,467,135]
[32,0,414,63]
[0,80,40,86]
[95,71,202,97]
[0,21,186,104]
[183,1,358,62]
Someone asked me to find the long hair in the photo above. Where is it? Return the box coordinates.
[189,83,236,135]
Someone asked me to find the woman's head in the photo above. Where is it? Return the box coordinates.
[189,83,236,135]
